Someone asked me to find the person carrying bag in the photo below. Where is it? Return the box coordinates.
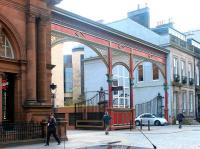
[45,113,61,146]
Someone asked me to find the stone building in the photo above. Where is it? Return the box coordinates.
[103,7,198,123]
[0,0,62,123]
[153,25,196,122]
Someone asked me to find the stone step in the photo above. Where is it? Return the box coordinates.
[189,119,200,125]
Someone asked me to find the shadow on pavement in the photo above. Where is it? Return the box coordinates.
[78,145,152,149]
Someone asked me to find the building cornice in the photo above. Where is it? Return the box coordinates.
[0,0,25,12]
[161,43,195,56]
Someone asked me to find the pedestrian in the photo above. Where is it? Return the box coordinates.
[45,113,61,146]
[103,111,111,135]
[177,112,185,129]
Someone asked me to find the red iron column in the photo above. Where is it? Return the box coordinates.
[164,63,169,121]
[129,51,135,128]
[107,45,113,128]
[107,46,113,108]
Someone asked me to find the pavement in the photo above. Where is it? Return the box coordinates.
[3,125,200,149]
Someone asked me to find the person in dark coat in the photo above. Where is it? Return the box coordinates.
[177,113,185,129]
[45,113,61,146]
[103,111,111,135]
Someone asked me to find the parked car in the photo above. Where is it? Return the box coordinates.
[135,113,168,126]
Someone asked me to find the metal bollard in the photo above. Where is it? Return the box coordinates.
[148,120,150,131]
[140,119,142,130]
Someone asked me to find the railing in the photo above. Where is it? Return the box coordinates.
[170,35,187,49]
[181,76,187,84]
[135,96,164,117]
[0,122,44,143]
[173,74,180,82]
[75,91,108,122]
[189,78,194,85]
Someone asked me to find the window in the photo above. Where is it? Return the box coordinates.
[112,65,130,108]
[141,114,153,118]
[196,67,200,85]
[189,92,193,112]
[64,68,73,92]
[182,91,187,111]
[112,79,118,95]
[138,64,143,81]
[188,63,192,78]
[64,55,72,67]
[180,60,186,77]
[0,32,14,58]
[153,64,159,80]
[64,55,73,93]
[112,79,118,86]
[173,57,178,75]
[173,92,178,116]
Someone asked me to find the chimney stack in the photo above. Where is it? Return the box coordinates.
[128,6,150,28]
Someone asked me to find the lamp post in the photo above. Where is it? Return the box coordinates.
[50,83,57,113]
[157,93,164,117]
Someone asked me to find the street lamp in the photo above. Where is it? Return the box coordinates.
[50,83,57,113]
[157,93,164,117]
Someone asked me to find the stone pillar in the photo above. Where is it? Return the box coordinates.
[0,73,3,123]
[46,23,53,105]
[25,13,37,104]
[0,25,3,122]
[0,22,4,55]
[37,16,48,102]
[0,23,3,45]
[14,74,22,121]
[57,119,68,141]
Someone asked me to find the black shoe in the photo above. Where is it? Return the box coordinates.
[44,144,49,146]
[57,142,61,145]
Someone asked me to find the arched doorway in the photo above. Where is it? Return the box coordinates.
[0,22,20,123]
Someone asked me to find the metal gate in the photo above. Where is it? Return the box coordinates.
[75,90,108,129]
[135,93,164,117]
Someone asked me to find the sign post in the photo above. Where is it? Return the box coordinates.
[112,86,123,91]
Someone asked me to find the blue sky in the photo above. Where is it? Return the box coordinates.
[57,0,200,32]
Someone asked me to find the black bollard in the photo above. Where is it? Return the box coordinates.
[140,119,142,130]
[148,120,150,131]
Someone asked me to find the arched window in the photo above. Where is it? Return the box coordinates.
[0,32,14,59]
[112,65,130,108]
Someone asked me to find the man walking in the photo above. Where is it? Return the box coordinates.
[177,112,185,129]
[45,113,61,146]
[103,111,111,135]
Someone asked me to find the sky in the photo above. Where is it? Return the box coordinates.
[57,0,200,32]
